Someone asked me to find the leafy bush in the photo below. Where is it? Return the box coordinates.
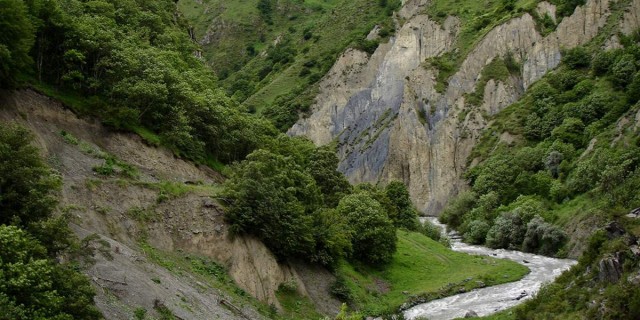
[308,146,352,208]
[486,211,528,249]
[522,216,566,255]
[440,191,477,229]
[0,124,61,229]
[419,219,442,242]
[222,149,320,259]
[337,192,397,265]
[592,50,619,75]
[0,0,34,88]
[0,125,100,319]
[611,54,637,88]
[385,181,420,230]
[562,46,591,69]
[464,219,490,244]
[439,191,477,229]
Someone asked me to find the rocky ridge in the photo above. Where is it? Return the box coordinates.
[291,0,640,214]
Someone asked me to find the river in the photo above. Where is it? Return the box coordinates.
[403,218,577,320]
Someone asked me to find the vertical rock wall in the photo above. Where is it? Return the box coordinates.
[291,0,640,214]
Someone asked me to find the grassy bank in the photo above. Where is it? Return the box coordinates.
[335,230,529,316]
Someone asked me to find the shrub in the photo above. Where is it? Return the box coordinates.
[591,50,619,75]
[551,117,585,147]
[464,219,490,244]
[222,149,321,259]
[522,216,566,255]
[440,191,477,229]
[562,47,591,69]
[337,192,397,265]
[385,181,419,230]
[611,54,637,88]
[419,219,442,242]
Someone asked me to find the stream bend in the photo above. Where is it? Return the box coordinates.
[404,218,576,320]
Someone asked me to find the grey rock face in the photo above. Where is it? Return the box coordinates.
[464,310,478,318]
[598,253,624,283]
[291,0,640,214]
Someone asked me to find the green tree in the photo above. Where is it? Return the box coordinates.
[562,46,591,69]
[308,146,352,208]
[337,192,397,265]
[522,216,566,255]
[0,225,101,320]
[0,124,61,228]
[0,0,35,87]
[611,54,636,88]
[311,208,353,267]
[464,219,490,244]
[385,181,419,230]
[440,191,477,229]
[551,117,585,147]
[222,149,321,259]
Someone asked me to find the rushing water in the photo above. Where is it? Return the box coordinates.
[404,218,577,320]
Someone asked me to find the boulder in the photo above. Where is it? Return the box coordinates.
[464,310,478,318]
[598,252,624,283]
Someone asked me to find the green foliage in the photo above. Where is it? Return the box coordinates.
[335,303,364,320]
[336,230,528,316]
[464,219,490,244]
[134,308,147,320]
[440,191,477,229]
[337,192,397,265]
[256,0,273,24]
[419,219,443,242]
[611,54,637,89]
[0,124,61,230]
[561,46,591,69]
[222,149,320,259]
[385,181,420,230]
[223,136,356,266]
[550,0,586,18]
[330,277,353,303]
[522,216,566,255]
[18,0,280,164]
[465,57,513,106]
[308,146,352,208]
[0,0,35,88]
[0,125,99,319]
[551,117,585,147]
[0,226,101,320]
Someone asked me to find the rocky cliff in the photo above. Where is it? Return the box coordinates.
[0,90,339,319]
[290,0,640,214]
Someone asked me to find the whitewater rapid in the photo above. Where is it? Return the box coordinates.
[404,218,576,320]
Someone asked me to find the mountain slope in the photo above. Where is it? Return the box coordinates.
[0,89,340,318]
[290,0,640,215]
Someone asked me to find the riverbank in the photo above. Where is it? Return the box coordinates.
[403,218,577,320]
[333,230,529,317]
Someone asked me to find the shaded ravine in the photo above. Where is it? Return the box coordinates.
[404,218,576,320]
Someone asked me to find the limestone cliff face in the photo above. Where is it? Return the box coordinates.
[291,0,640,214]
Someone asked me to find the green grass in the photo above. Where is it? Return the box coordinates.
[178,0,399,115]
[338,230,529,316]
[276,286,325,320]
[424,0,539,92]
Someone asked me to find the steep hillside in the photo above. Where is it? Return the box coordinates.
[0,89,340,319]
[177,0,401,128]
[291,0,640,215]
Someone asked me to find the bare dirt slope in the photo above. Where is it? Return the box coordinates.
[0,89,340,318]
